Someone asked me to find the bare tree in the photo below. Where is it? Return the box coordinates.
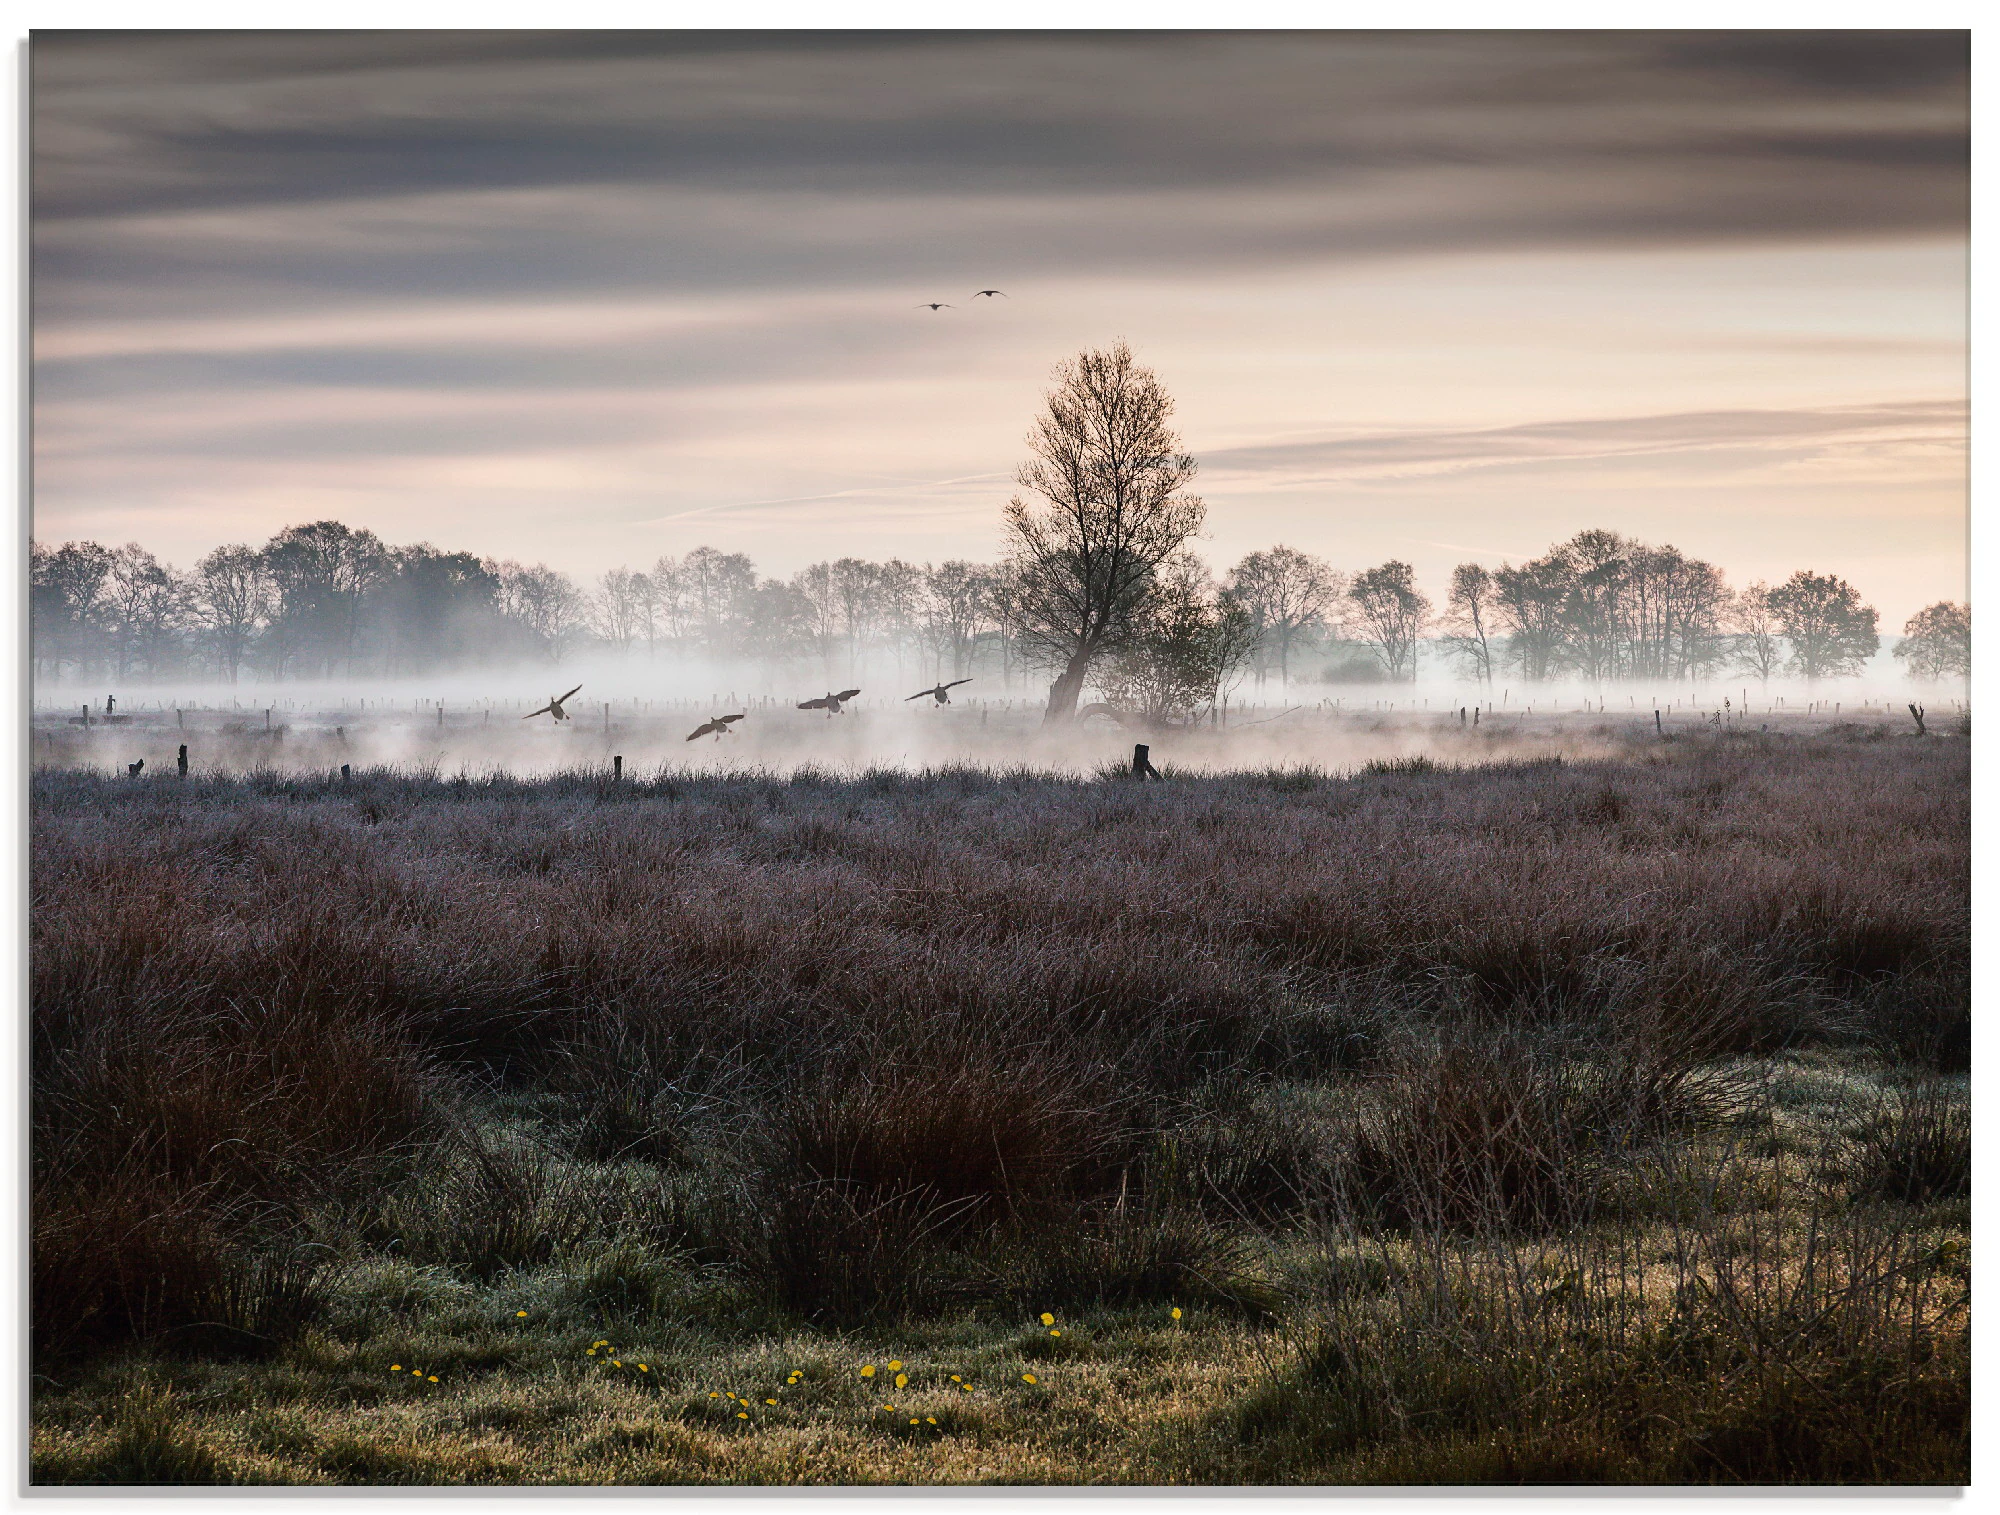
[102,543,186,682]
[1731,582,1784,684]
[590,567,650,655]
[1440,562,1498,688]
[1894,601,1970,681]
[192,544,270,684]
[1003,341,1206,722]
[919,560,992,681]
[1226,545,1340,687]
[1347,560,1431,682]
[1100,554,1258,726]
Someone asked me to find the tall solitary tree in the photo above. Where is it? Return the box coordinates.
[1765,570,1879,680]
[1003,342,1206,722]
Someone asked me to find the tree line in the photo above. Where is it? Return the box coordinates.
[32,344,1967,718]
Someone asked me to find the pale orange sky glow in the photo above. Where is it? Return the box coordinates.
[33,31,1968,625]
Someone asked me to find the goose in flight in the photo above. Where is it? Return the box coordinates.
[523,684,583,723]
[907,679,972,706]
[686,713,746,742]
[971,289,1007,299]
[798,689,863,715]
[916,303,953,312]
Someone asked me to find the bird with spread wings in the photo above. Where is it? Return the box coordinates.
[686,713,746,741]
[798,689,862,715]
[907,679,972,705]
[523,685,583,723]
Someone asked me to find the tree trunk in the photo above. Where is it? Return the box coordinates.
[1042,649,1093,723]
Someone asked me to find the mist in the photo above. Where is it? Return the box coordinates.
[33,650,1964,782]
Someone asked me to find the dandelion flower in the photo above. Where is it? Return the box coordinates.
[888,1360,903,1371]
[639,1365,649,1372]
[894,1373,908,1389]
[926,1417,937,1425]
[1039,1313,1054,1326]
[516,1310,528,1318]
[427,1376,438,1383]
[709,1392,720,1399]
[765,1399,777,1406]
[860,1365,876,1378]
[612,1360,623,1368]
[910,1419,920,1426]
[586,1350,597,1356]
[1171,1307,1183,1320]
[390,1365,401,1372]
[737,1412,748,1420]
[1022,1373,1037,1384]
[1049,1329,1061,1337]
[950,1375,962,1383]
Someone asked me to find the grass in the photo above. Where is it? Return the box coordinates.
[29,725,1968,1484]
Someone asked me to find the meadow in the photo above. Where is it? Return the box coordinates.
[29,716,1970,1485]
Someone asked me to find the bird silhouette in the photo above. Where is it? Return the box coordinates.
[971,289,1007,299]
[126,758,144,777]
[523,684,583,723]
[916,303,953,312]
[797,689,863,715]
[907,679,972,705]
[686,713,746,742]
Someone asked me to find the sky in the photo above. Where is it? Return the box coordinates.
[31,29,1968,626]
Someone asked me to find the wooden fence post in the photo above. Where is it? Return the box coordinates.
[613,755,623,781]
[1131,744,1161,780]
[178,744,188,777]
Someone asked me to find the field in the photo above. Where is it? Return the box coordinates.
[29,716,1970,1485]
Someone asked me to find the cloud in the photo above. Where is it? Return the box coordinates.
[1201,401,1968,487]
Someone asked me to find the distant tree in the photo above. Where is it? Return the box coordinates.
[1346,560,1431,682]
[102,543,186,681]
[1226,545,1340,686]
[919,560,993,681]
[1554,529,1632,682]
[1493,553,1574,682]
[1439,562,1498,687]
[1894,601,1970,681]
[260,520,388,678]
[1766,570,1879,680]
[679,545,757,657]
[1004,341,1206,722]
[1732,581,1785,684]
[590,566,652,656]
[492,560,585,661]
[1099,554,1257,725]
[191,544,271,683]
[30,540,114,681]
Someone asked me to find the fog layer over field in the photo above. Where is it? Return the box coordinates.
[34,663,1967,779]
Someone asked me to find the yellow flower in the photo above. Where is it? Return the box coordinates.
[909,1419,920,1426]
[894,1373,908,1389]
[427,1376,438,1383]
[1022,1373,1037,1384]
[950,1375,962,1383]
[639,1365,649,1372]
[1170,1307,1182,1320]
[888,1360,903,1371]
[586,1350,596,1356]
[390,1365,401,1372]
[884,1403,896,1411]
[737,1411,748,1419]
[1049,1329,1061,1337]
[765,1399,777,1405]
[709,1392,720,1399]
[926,1417,937,1425]
[611,1360,622,1368]
[1039,1313,1055,1326]
[860,1365,876,1378]
[516,1310,528,1317]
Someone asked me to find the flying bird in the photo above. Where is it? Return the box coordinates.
[523,684,583,723]
[686,713,746,742]
[916,303,954,312]
[907,679,973,705]
[971,289,1007,299]
[798,689,863,715]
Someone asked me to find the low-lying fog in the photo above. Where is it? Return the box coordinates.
[32,660,1965,780]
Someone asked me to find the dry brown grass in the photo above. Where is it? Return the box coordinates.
[29,727,1968,1483]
